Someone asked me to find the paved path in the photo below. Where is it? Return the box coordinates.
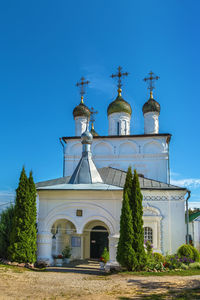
[46,259,104,275]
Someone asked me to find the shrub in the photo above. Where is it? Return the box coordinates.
[101,247,109,263]
[153,252,164,262]
[62,245,71,258]
[189,262,200,269]
[180,263,189,270]
[177,244,194,260]
[164,254,182,269]
[144,240,153,256]
[188,245,200,262]
[146,255,164,271]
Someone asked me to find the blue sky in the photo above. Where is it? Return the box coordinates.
[0,0,200,207]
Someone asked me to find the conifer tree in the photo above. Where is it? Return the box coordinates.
[8,167,37,263]
[130,169,147,270]
[27,171,37,263]
[0,205,15,259]
[117,190,137,271]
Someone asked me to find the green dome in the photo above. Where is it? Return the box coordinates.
[107,94,132,116]
[90,127,99,137]
[73,102,91,119]
[142,97,160,115]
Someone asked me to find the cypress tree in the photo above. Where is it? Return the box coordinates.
[0,205,15,259]
[8,167,37,263]
[124,166,133,200]
[117,187,137,270]
[28,171,37,263]
[130,169,147,270]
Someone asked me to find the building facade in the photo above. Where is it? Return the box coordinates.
[36,70,187,266]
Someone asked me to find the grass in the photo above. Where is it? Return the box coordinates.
[0,263,46,272]
[120,268,200,276]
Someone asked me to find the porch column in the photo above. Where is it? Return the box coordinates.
[37,232,53,265]
[108,234,119,263]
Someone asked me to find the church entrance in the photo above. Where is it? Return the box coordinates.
[90,226,109,259]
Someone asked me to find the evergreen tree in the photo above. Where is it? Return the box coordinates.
[117,191,137,271]
[0,205,15,259]
[130,169,147,270]
[124,166,133,200]
[28,171,37,262]
[8,167,37,263]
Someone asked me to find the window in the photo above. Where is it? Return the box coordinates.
[71,236,81,247]
[117,122,120,135]
[144,227,153,244]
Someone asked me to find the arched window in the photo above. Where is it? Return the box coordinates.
[144,227,153,244]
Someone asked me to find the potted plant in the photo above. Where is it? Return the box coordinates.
[100,247,109,270]
[62,245,71,264]
[53,254,63,266]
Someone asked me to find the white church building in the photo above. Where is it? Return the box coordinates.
[36,69,188,266]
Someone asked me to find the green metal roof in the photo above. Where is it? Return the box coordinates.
[73,102,91,119]
[142,98,160,115]
[107,95,132,116]
[189,211,200,222]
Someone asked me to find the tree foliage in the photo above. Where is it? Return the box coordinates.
[117,191,137,270]
[130,169,147,269]
[8,167,37,263]
[0,205,15,259]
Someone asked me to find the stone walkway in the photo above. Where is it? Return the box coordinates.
[47,259,104,275]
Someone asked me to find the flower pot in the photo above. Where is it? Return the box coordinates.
[99,262,105,270]
[64,258,70,264]
[55,258,63,267]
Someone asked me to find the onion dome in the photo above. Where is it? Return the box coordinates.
[73,97,91,119]
[81,129,93,144]
[90,123,99,136]
[107,88,132,116]
[142,91,160,115]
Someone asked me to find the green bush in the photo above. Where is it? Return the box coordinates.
[180,263,189,270]
[164,254,182,269]
[188,245,200,262]
[153,252,164,262]
[101,247,109,263]
[177,244,194,260]
[146,256,164,271]
[62,245,71,258]
[189,262,200,269]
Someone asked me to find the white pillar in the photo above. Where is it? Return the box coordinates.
[108,235,119,262]
[144,112,159,134]
[75,116,88,136]
[37,232,53,265]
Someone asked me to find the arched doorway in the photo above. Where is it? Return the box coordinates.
[90,225,109,259]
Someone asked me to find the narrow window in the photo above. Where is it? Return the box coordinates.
[117,122,120,135]
[144,226,153,244]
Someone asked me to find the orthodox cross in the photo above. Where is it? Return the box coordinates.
[90,107,98,129]
[76,77,90,103]
[110,66,129,91]
[143,71,159,96]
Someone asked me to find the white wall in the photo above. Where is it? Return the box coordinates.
[144,112,159,134]
[64,135,169,183]
[108,112,131,135]
[37,188,186,264]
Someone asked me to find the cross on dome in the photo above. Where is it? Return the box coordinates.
[90,107,98,130]
[76,77,90,103]
[143,71,159,98]
[110,66,129,95]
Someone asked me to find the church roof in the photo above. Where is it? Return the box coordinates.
[62,133,171,143]
[68,129,103,184]
[36,167,186,191]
